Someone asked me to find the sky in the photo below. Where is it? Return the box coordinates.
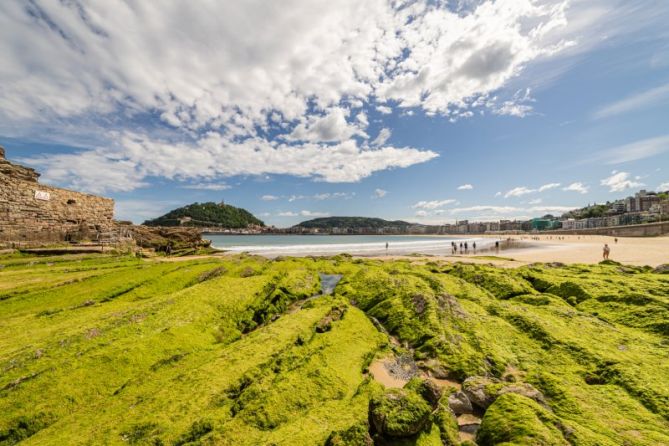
[1,0,668,227]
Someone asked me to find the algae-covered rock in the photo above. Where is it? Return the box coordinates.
[462,377,546,411]
[325,422,373,446]
[404,377,443,409]
[448,264,535,299]
[477,393,569,446]
[545,281,592,305]
[462,377,502,410]
[369,388,432,438]
[498,383,547,407]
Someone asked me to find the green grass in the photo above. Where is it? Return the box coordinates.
[0,255,667,445]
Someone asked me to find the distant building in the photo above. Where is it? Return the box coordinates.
[626,190,660,213]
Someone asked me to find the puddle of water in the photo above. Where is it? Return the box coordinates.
[319,273,342,295]
[369,358,409,388]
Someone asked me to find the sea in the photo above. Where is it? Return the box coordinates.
[206,234,500,257]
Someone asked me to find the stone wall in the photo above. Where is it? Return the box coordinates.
[0,147,115,245]
[545,221,669,237]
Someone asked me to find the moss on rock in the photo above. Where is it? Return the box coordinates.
[369,388,432,438]
[477,393,568,446]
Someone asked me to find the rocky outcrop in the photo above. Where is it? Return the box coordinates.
[654,264,669,274]
[128,225,211,252]
[0,147,115,246]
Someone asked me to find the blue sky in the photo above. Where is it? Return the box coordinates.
[1,0,668,226]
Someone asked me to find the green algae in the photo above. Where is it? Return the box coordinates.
[477,393,568,446]
[0,254,667,445]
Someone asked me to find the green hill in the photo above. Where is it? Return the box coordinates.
[295,216,412,229]
[143,202,264,228]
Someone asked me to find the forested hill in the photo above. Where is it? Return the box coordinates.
[143,202,264,228]
[295,216,411,229]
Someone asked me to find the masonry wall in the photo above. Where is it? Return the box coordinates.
[0,148,115,245]
[545,221,669,237]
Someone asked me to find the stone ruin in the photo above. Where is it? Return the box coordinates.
[0,147,116,246]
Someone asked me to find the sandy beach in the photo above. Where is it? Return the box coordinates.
[373,234,669,268]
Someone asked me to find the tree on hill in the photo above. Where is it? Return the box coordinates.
[561,204,609,220]
[294,216,412,229]
[143,202,264,228]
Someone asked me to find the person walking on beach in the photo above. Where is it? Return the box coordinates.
[614,238,618,244]
[603,243,610,260]
[385,242,389,254]
[495,240,500,253]
[472,241,477,253]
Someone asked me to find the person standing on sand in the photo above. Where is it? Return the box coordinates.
[603,243,610,260]
[615,238,618,244]
[385,242,389,253]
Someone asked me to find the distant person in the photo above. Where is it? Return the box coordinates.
[614,238,618,244]
[603,243,610,260]
[495,240,500,253]
[472,241,477,253]
[385,242,389,253]
[464,242,468,253]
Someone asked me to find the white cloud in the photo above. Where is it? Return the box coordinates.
[562,182,589,194]
[504,186,535,198]
[265,192,354,202]
[600,171,644,192]
[371,128,391,147]
[114,199,181,224]
[298,210,329,217]
[23,132,439,193]
[659,182,669,191]
[504,182,560,198]
[21,149,147,194]
[451,205,521,214]
[490,88,535,117]
[494,191,502,197]
[528,198,542,204]
[538,182,561,192]
[415,210,428,217]
[373,188,387,199]
[412,199,457,210]
[593,82,669,119]
[589,135,669,165]
[448,204,574,217]
[457,184,473,190]
[3,0,640,192]
[182,182,230,191]
[285,107,367,143]
[275,209,330,218]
